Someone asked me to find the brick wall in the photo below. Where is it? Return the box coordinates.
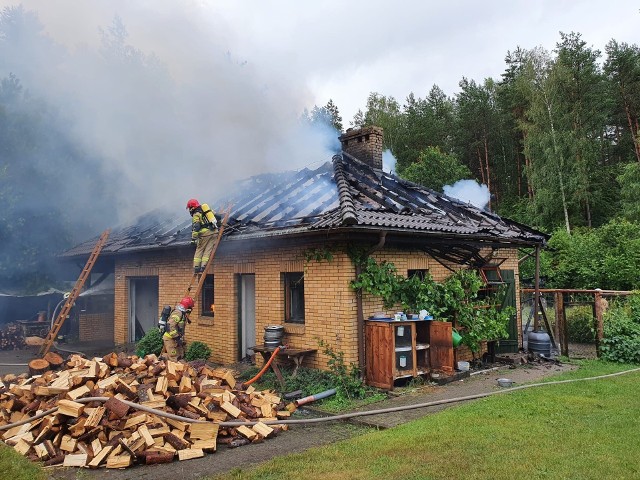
[112,242,522,371]
[79,312,114,341]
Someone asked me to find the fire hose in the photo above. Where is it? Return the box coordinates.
[1,367,639,432]
[243,345,282,386]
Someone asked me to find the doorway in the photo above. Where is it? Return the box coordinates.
[128,277,159,342]
[237,274,256,361]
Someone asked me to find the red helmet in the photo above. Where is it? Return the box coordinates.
[186,199,200,210]
[180,297,195,310]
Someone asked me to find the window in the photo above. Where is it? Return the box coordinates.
[201,274,215,317]
[283,272,305,324]
[408,269,429,280]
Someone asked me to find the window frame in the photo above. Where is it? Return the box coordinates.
[283,272,305,324]
[200,274,215,317]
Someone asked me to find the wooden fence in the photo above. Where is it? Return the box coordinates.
[521,288,634,357]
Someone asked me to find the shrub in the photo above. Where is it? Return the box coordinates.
[135,328,163,357]
[565,306,596,343]
[185,341,212,361]
[599,295,640,364]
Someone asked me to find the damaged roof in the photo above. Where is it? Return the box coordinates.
[62,153,546,258]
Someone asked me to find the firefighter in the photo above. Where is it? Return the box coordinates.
[186,198,218,274]
[162,296,194,361]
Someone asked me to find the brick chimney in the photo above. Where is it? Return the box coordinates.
[339,126,383,169]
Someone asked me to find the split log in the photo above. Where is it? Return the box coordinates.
[104,397,129,419]
[28,359,50,376]
[163,432,190,450]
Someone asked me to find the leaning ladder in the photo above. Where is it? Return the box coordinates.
[183,206,231,301]
[38,229,111,357]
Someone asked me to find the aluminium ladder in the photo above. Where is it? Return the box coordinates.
[38,229,111,357]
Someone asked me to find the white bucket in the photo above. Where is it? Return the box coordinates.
[457,361,470,371]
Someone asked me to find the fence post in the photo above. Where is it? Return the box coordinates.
[594,289,604,357]
[555,292,568,357]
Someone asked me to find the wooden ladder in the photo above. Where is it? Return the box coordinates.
[184,206,231,301]
[38,229,111,357]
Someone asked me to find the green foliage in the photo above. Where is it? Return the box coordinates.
[565,306,596,343]
[318,339,367,401]
[400,147,471,192]
[618,162,640,222]
[303,247,333,264]
[135,328,163,357]
[351,260,512,353]
[599,294,640,364]
[185,341,212,361]
[542,219,640,290]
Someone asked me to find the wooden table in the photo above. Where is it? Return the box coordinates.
[249,345,317,388]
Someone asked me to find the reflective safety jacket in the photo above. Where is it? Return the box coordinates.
[163,306,188,340]
[191,208,216,241]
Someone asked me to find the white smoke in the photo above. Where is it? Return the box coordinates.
[0,2,339,226]
[443,180,490,209]
[382,149,397,174]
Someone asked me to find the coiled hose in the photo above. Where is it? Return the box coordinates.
[1,366,638,431]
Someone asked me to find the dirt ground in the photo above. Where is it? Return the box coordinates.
[0,346,576,480]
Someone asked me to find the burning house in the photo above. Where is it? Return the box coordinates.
[62,126,546,383]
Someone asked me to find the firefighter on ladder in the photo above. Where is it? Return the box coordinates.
[187,198,218,274]
[162,297,194,361]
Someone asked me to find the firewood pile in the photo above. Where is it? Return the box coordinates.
[0,352,296,469]
[0,323,26,351]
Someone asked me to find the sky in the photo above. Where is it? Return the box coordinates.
[0,0,638,222]
[7,0,638,122]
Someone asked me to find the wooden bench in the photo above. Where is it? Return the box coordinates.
[249,345,317,388]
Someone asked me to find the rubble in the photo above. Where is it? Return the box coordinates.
[0,352,294,469]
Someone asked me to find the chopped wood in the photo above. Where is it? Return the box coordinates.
[236,425,257,441]
[84,406,106,428]
[252,422,274,438]
[57,399,85,417]
[104,397,129,419]
[62,453,87,467]
[106,454,132,469]
[220,401,242,418]
[178,448,204,461]
[0,350,294,470]
[141,450,174,465]
[163,432,190,450]
[87,445,113,468]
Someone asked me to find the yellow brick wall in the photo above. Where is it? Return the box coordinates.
[112,243,522,370]
[79,312,114,341]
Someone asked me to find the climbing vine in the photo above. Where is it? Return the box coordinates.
[350,256,513,354]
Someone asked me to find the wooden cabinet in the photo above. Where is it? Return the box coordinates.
[365,319,454,390]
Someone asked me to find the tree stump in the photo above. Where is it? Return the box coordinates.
[28,358,51,376]
[43,352,64,369]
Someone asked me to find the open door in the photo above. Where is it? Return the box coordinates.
[237,274,256,361]
[495,270,518,353]
[128,277,159,342]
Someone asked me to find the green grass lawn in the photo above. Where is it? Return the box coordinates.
[213,361,640,480]
[1,361,638,480]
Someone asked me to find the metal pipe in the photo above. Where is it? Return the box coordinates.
[294,388,337,407]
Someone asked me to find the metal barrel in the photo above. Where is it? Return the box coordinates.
[264,325,284,349]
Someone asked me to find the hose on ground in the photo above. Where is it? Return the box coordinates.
[243,346,281,386]
[1,366,639,431]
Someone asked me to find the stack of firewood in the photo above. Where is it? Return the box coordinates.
[0,352,296,469]
[0,323,26,351]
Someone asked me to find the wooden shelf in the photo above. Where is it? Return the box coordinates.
[365,320,453,390]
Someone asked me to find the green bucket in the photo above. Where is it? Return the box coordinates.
[452,329,463,348]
